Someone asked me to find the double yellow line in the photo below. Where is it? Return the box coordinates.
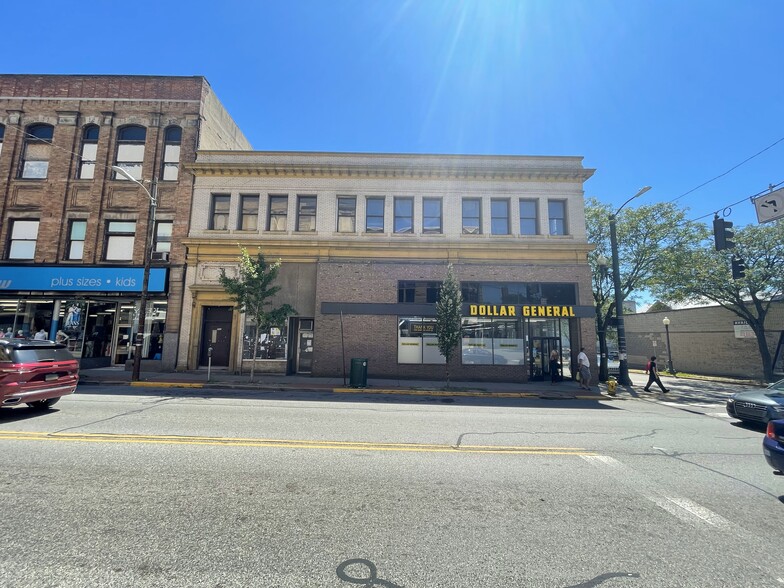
[0,430,594,455]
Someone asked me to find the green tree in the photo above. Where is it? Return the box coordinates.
[586,197,707,380]
[656,220,784,381]
[219,247,296,382]
[436,264,463,387]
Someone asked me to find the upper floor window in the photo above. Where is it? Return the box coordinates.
[394,197,414,234]
[78,125,100,179]
[210,194,230,230]
[491,199,510,235]
[268,195,288,231]
[423,198,442,234]
[239,195,259,231]
[296,195,317,232]
[114,125,146,181]
[548,200,567,235]
[8,220,40,259]
[337,196,356,233]
[20,124,54,179]
[154,221,173,253]
[366,197,385,233]
[161,126,181,181]
[462,198,481,234]
[104,221,136,261]
[0,124,5,159]
[519,199,538,235]
[66,220,87,260]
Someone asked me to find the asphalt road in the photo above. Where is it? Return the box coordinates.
[1,383,782,587]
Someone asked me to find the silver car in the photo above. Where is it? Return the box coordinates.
[726,379,784,425]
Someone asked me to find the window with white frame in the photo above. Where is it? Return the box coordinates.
[114,125,146,181]
[394,197,413,234]
[210,194,230,230]
[154,221,173,253]
[519,199,538,235]
[66,220,87,260]
[423,198,442,234]
[8,220,40,259]
[20,124,54,179]
[548,200,567,235]
[337,196,356,233]
[161,126,181,181]
[239,195,259,231]
[104,221,136,261]
[491,199,510,235]
[268,195,288,231]
[296,195,317,232]
[365,197,385,233]
[78,125,99,179]
[462,198,481,234]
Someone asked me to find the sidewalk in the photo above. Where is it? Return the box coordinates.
[77,366,609,401]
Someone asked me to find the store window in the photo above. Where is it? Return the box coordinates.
[398,281,441,303]
[394,197,414,234]
[243,320,288,360]
[239,195,259,231]
[268,195,288,231]
[365,197,385,233]
[462,198,481,234]
[519,199,538,235]
[210,194,230,230]
[114,125,146,180]
[104,221,136,261]
[66,220,87,260]
[423,198,442,234]
[8,220,40,259]
[461,318,523,365]
[491,199,510,235]
[548,200,567,235]
[337,196,356,233]
[154,221,173,253]
[78,125,99,179]
[296,195,317,232]
[20,124,54,179]
[460,281,577,306]
[398,316,445,364]
[161,126,181,181]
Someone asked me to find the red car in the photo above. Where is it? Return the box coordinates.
[0,339,79,410]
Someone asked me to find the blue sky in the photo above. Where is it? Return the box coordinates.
[4,0,782,228]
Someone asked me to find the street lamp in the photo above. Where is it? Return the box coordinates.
[111,166,157,382]
[609,185,651,386]
[662,316,676,375]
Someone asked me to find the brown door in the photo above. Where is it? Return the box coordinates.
[200,307,232,366]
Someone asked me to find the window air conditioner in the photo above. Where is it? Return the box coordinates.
[151,251,170,262]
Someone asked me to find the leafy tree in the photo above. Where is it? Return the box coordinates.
[219,247,296,382]
[436,264,463,387]
[655,220,784,381]
[586,197,707,380]
[646,301,672,313]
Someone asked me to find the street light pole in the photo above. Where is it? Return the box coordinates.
[609,186,651,386]
[662,316,676,375]
[111,166,157,382]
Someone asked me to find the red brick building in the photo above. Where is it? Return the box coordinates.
[0,75,249,369]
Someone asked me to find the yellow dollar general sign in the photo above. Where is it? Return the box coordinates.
[469,305,575,318]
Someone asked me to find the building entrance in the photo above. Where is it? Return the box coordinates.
[530,337,561,381]
[200,307,232,367]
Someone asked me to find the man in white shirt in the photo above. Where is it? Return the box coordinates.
[577,347,591,390]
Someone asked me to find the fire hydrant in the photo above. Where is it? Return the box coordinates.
[607,376,617,396]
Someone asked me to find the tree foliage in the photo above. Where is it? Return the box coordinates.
[219,247,296,382]
[654,220,784,381]
[436,264,463,387]
[585,197,707,378]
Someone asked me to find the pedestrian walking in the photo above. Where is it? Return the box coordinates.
[643,356,669,393]
[577,347,591,390]
[549,348,560,385]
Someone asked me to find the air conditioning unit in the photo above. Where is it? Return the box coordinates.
[151,251,170,262]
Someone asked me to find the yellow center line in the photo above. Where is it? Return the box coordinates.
[0,430,595,455]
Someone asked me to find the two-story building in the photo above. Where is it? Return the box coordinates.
[179,151,597,383]
[0,75,249,369]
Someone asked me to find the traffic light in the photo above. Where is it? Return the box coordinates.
[713,217,735,250]
[731,256,746,280]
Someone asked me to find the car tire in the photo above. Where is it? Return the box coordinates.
[27,398,60,410]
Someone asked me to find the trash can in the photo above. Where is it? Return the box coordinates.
[350,358,368,388]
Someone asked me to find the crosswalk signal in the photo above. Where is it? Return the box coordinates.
[713,217,735,250]
[731,256,746,280]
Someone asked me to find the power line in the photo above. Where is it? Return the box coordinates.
[689,179,784,222]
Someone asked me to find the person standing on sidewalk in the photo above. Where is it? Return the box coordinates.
[549,349,560,385]
[643,356,669,393]
[577,347,591,390]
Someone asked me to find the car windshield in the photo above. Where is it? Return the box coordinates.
[12,347,75,363]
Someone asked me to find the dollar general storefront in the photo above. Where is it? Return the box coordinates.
[178,151,597,383]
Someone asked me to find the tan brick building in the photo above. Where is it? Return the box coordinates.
[179,151,597,383]
[0,75,249,369]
